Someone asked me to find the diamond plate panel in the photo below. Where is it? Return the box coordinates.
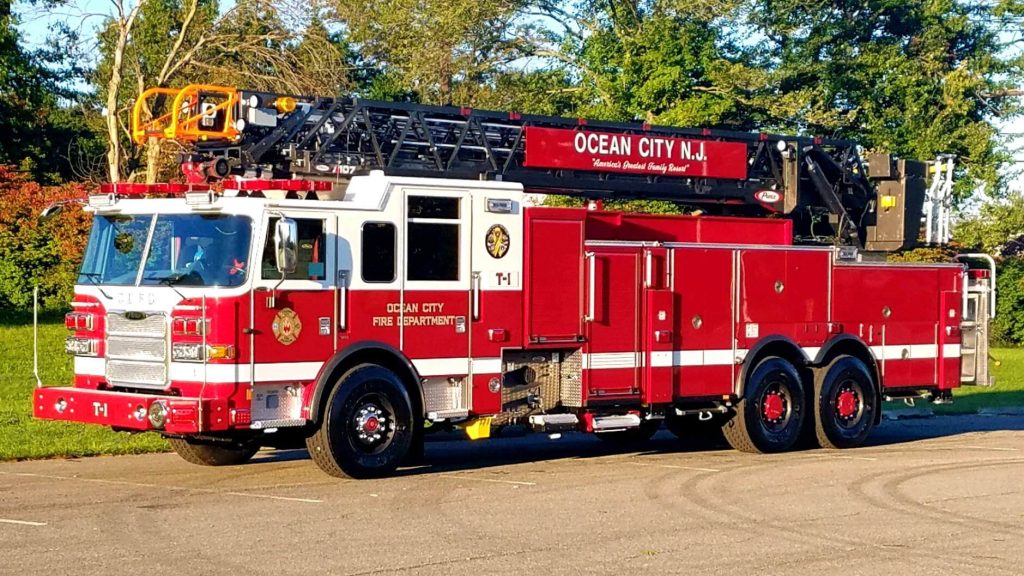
[106,360,167,388]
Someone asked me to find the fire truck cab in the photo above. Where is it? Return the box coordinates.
[32,84,994,478]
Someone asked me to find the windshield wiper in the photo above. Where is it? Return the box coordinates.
[78,272,112,300]
[146,272,192,299]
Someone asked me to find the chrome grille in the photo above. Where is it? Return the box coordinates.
[107,312,165,336]
[105,312,168,388]
[107,336,166,361]
[106,360,167,387]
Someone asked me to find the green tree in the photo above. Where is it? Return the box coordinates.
[537,0,754,127]
[955,193,1024,254]
[333,0,533,105]
[0,1,98,183]
[741,0,1023,201]
[93,0,356,183]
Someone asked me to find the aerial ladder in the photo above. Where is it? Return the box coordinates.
[132,84,928,253]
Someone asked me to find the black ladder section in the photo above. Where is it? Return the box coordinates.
[187,90,926,251]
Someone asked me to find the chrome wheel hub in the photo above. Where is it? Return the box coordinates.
[354,405,389,445]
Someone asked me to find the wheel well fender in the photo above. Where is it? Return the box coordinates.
[735,336,811,397]
[813,334,882,424]
[308,342,423,425]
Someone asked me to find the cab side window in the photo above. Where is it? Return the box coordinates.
[362,222,396,283]
[407,196,459,281]
[262,217,326,280]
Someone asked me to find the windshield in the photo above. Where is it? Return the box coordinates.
[79,214,252,287]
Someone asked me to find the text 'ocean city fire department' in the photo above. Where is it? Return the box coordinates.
[33,84,996,478]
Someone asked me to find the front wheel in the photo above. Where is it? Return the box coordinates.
[306,364,415,479]
[723,356,806,453]
[814,356,877,449]
[168,437,260,466]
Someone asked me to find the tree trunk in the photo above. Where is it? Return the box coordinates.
[105,1,143,183]
[145,138,161,183]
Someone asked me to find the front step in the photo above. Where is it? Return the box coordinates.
[528,413,578,432]
[591,413,641,433]
[528,412,646,433]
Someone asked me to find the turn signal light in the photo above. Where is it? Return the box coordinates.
[171,343,235,362]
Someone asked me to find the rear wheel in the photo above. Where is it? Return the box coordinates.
[814,356,877,449]
[168,437,260,466]
[306,364,415,479]
[723,356,806,453]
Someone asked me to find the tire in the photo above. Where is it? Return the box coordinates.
[665,412,726,444]
[306,364,415,479]
[723,356,806,453]
[596,417,660,443]
[813,355,877,449]
[168,437,260,466]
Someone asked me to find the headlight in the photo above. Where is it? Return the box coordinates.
[171,342,204,362]
[65,337,98,356]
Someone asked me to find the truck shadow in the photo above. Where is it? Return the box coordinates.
[253,413,1024,476]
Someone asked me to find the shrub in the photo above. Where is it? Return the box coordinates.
[0,166,91,312]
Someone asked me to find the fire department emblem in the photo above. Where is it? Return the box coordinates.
[485,224,510,259]
[272,307,302,345]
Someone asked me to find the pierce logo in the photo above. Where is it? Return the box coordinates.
[754,190,782,203]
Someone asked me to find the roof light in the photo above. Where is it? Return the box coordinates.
[88,193,117,208]
[185,190,216,206]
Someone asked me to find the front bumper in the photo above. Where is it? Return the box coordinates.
[34,387,232,433]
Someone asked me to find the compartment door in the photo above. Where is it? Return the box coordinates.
[584,248,641,400]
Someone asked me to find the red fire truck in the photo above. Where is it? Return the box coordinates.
[33,84,996,478]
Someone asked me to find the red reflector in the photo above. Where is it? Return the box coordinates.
[169,405,197,423]
[231,408,251,425]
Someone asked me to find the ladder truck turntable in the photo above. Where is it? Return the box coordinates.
[33,84,996,478]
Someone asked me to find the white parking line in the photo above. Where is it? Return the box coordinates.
[0,471,322,504]
[826,455,879,462]
[0,518,47,527]
[438,473,536,486]
[627,462,720,473]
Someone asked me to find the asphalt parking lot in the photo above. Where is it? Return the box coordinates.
[2,415,1024,576]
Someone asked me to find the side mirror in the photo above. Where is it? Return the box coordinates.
[39,204,63,223]
[274,218,298,275]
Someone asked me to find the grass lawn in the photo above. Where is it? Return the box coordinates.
[932,347,1024,414]
[0,321,1022,461]
[0,321,167,461]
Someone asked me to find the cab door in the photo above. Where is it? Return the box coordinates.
[251,211,337,381]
